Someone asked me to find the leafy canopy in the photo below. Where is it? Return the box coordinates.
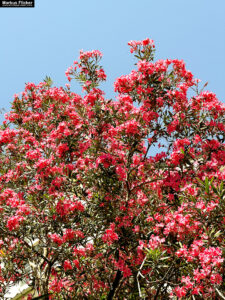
[0,38,225,299]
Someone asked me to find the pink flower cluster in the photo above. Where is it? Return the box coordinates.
[102,223,119,245]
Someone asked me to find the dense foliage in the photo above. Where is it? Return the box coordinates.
[0,39,225,299]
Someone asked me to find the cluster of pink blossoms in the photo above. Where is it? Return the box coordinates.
[128,38,155,53]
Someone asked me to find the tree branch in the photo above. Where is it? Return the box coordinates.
[107,270,122,300]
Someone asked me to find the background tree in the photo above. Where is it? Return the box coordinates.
[0,39,224,299]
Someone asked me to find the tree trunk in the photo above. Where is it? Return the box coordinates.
[107,270,122,300]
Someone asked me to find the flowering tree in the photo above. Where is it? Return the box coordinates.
[0,39,225,299]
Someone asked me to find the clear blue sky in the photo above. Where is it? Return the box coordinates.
[0,0,224,122]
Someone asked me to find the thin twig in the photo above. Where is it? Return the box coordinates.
[216,288,225,300]
[137,254,149,299]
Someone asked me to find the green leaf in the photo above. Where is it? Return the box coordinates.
[214,231,222,238]
[196,177,204,188]
[44,76,53,87]
[220,181,224,193]
[209,177,214,185]
[180,148,185,154]
[205,177,209,194]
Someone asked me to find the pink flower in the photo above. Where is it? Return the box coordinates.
[49,278,72,293]
[102,223,119,245]
[26,149,41,160]
[116,166,127,181]
[128,40,141,52]
[35,158,51,170]
[79,49,102,60]
[63,229,76,242]
[73,259,80,269]
[63,260,73,272]
[173,286,187,298]
[7,216,24,231]
[193,134,201,144]
[181,276,194,289]
[96,68,107,80]
[142,38,150,46]
[57,143,69,157]
[49,233,63,246]
[210,273,222,284]
[96,153,116,168]
[123,120,139,135]
[115,258,132,278]
[148,235,165,250]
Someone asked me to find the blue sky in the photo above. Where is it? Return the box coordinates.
[0,0,224,122]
